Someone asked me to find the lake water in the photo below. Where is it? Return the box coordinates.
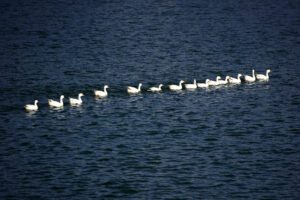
[0,0,300,199]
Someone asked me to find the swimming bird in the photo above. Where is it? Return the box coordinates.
[127,83,142,94]
[94,85,109,98]
[208,76,222,86]
[48,95,64,107]
[244,69,256,83]
[256,69,272,81]
[185,79,197,89]
[69,93,84,105]
[148,84,163,92]
[228,74,242,84]
[218,76,230,85]
[197,79,210,88]
[24,100,38,111]
[169,80,185,91]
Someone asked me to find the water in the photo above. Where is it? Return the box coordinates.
[1,0,300,199]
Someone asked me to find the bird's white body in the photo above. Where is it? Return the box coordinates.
[185,79,197,89]
[148,84,163,92]
[244,69,256,82]
[94,85,109,98]
[208,76,222,86]
[169,80,185,91]
[197,79,210,88]
[48,95,64,107]
[69,93,84,105]
[218,76,230,85]
[127,83,142,94]
[25,100,38,111]
[228,74,242,84]
[256,69,272,81]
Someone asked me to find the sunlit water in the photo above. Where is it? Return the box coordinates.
[0,0,300,199]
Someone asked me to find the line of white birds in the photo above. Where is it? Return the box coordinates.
[24,69,271,111]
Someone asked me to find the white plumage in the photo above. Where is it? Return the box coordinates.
[69,93,84,105]
[218,76,230,85]
[48,95,64,107]
[244,69,256,83]
[94,85,109,98]
[25,100,38,111]
[148,84,163,92]
[228,74,242,84]
[185,79,197,89]
[169,80,185,91]
[256,69,272,81]
[197,79,210,88]
[208,76,222,86]
[127,83,142,94]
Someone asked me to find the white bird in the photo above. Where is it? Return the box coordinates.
[24,100,38,111]
[185,79,197,89]
[218,76,230,85]
[94,85,109,98]
[69,93,84,105]
[148,84,163,92]
[127,83,142,94]
[244,69,256,83]
[197,79,210,88]
[228,74,242,84]
[256,69,272,81]
[169,80,185,91]
[48,95,64,107]
[208,76,222,86]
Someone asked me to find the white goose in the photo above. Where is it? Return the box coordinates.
[169,80,185,91]
[218,76,230,85]
[69,93,84,105]
[256,69,272,81]
[148,84,163,92]
[244,69,256,83]
[48,95,64,107]
[228,74,242,84]
[94,85,109,98]
[185,79,197,89]
[127,83,142,94]
[197,79,210,88]
[208,76,222,86]
[24,100,38,111]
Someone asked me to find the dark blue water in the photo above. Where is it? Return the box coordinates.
[1,0,300,199]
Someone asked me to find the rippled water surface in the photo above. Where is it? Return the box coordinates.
[1,0,300,199]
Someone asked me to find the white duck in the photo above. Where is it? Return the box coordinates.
[197,79,210,88]
[244,69,256,83]
[48,95,64,107]
[185,79,197,89]
[24,100,38,111]
[218,76,230,85]
[169,80,185,91]
[148,84,163,92]
[127,83,142,94]
[94,85,109,98]
[228,74,242,84]
[208,76,222,86]
[69,93,84,105]
[256,69,272,81]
